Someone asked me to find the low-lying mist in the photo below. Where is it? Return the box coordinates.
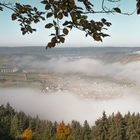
[13,55,140,85]
[0,88,140,125]
[12,55,140,100]
[1,53,140,124]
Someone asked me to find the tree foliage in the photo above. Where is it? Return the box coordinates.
[1,103,140,140]
[22,128,33,140]
[0,0,139,48]
[56,122,72,140]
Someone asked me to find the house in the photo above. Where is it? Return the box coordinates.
[0,65,18,73]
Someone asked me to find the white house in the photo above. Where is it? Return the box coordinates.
[0,65,18,73]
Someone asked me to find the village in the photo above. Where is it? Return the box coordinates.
[0,64,63,93]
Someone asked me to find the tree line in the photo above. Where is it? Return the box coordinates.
[0,103,140,140]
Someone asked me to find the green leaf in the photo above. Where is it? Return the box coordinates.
[50,33,55,36]
[137,1,140,8]
[45,23,53,28]
[60,3,66,10]
[69,0,75,9]
[101,18,106,23]
[32,29,36,32]
[67,25,73,29]
[0,6,3,11]
[21,28,25,31]
[40,16,45,21]
[33,7,37,12]
[82,15,88,19]
[22,31,26,35]
[102,34,109,37]
[85,33,89,37]
[63,28,69,35]
[105,22,112,27]
[63,12,68,17]
[76,6,83,10]
[45,4,51,10]
[53,20,57,25]
[137,8,140,14]
[113,7,121,13]
[34,19,39,23]
[47,12,53,18]
[71,13,77,24]
[49,0,54,4]
[63,21,72,26]
[88,2,93,7]
[41,0,48,4]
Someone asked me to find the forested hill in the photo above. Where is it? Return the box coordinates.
[0,104,140,140]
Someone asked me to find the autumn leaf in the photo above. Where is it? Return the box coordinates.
[60,37,65,43]
[47,12,53,18]
[11,14,17,20]
[63,28,69,35]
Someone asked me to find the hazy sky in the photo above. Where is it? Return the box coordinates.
[0,0,140,47]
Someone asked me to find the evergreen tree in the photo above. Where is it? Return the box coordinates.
[92,111,109,140]
[1,103,140,140]
[83,120,91,140]
[71,121,83,140]
[10,114,19,138]
[18,112,29,133]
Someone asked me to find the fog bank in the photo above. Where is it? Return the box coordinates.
[13,55,140,85]
[0,88,140,124]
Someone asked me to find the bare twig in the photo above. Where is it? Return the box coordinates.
[0,2,16,12]
[82,0,136,15]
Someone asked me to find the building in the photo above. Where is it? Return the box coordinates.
[0,65,18,73]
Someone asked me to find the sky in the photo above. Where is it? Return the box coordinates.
[0,0,140,47]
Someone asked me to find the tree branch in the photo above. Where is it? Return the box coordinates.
[82,0,136,15]
[0,2,16,12]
